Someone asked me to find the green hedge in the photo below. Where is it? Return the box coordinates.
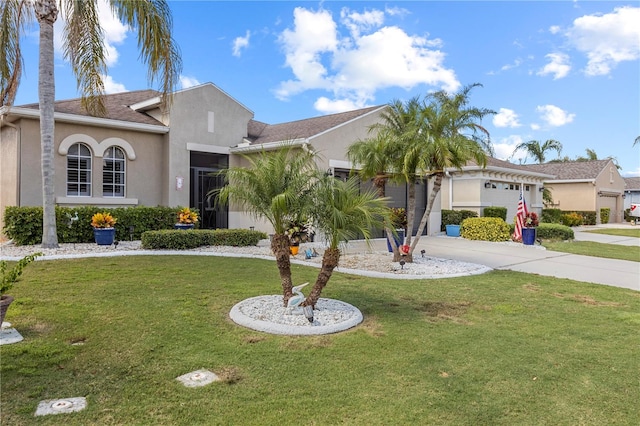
[536,223,574,241]
[141,229,267,250]
[483,206,507,221]
[441,209,477,231]
[460,217,511,242]
[541,208,563,224]
[3,206,197,245]
[600,208,610,224]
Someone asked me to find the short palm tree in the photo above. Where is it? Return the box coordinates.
[215,146,319,305]
[513,139,563,164]
[303,176,389,308]
[1,0,182,248]
[409,84,494,260]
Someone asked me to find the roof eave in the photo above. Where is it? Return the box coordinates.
[0,106,169,134]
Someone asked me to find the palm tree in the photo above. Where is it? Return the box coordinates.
[513,139,563,164]
[215,146,319,306]
[409,84,494,259]
[1,0,182,248]
[576,148,621,169]
[302,176,389,308]
[347,124,404,260]
[634,136,640,146]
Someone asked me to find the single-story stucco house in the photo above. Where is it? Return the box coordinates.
[521,159,626,223]
[623,177,640,212]
[1,82,623,240]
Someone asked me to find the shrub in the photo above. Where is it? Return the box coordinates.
[536,223,574,241]
[483,206,507,221]
[561,212,583,227]
[541,208,562,224]
[600,208,610,224]
[441,209,477,232]
[141,229,266,250]
[3,206,195,245]
[460,217,511,242]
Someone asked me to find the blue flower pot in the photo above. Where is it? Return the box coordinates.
[94,227,115,245]
[386,229,405,252]
[445,224,461,237]
[174,223,195,230]
[522,227,536,245]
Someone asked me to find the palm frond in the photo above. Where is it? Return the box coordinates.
[0,0,33,106]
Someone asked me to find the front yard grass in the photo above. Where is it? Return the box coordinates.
[1,256,639,425]
[583,228,640,238]
[543,240,640,262]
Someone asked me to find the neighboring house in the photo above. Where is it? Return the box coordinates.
[523,160,626,223]
[623,177,640,211]
[442,157,553,223]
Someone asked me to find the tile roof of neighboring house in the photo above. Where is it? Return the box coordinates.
[20,89,163,126]
[624,177,640,190]
[246,105,384,145]
[521,159,613,180]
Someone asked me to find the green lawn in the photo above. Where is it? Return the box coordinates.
[583,228,640,238]
[543,240,640,262]
[1,256,639,425]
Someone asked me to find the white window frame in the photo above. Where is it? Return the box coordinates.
[103,146,126,197]
[66,143,92,196]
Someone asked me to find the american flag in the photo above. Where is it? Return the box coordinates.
[513,187,528,242]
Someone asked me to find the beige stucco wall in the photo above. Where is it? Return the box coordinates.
[0,125,20,231]
[165,84,253,207]
[10,118,167,210]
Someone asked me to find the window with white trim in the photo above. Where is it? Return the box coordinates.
[103,146,126,197]
[67,143,92,196]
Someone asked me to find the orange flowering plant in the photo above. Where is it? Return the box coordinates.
[91,212,117,228]
[177,207,198,224]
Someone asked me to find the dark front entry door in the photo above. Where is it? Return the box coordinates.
[190,167,227,229]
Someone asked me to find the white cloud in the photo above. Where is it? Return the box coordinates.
[530,123,541,130]
[492,135,526,163]
[232,31,251,57]
[566,6,640,76]
[276,6,460,113]
[493,108,521,128]
[537,53,571,79]
[500,58,522,71]
[549,25,561,35]
[101,74,126,94]
[180,75,201,89]
[536,104,575,127]
[54,0,130,67]
[314,97,364,114]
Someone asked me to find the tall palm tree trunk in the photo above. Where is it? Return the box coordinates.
[303,247,340,308]
[410,173,444,256]
[36,0,58,248]
[271,233,293,305]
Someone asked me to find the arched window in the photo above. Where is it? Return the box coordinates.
[67,143,92,196]
[103,146,126,197]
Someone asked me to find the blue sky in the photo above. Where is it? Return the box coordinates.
[12,1,640,176]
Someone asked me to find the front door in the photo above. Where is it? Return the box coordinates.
[190,168,227,229]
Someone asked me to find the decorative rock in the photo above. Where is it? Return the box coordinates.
[35,397,87,416]
[176,369,220,387]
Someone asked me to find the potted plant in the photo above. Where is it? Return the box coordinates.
[522,211,539,245]
[91,212,117,245]
[286,219,312,255]
[1,253,42,325]
[175,207,198,230]
[387,207,407,252]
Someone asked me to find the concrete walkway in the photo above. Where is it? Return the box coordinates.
[349,224,639,292]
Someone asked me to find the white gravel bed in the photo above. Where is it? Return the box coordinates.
[229,295,363,335]
[0,239,493,279]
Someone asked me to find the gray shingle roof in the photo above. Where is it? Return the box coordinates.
[624,177,640,190]
[20,89,163,126]
[522,159,612,180]
[246,106,384,144]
